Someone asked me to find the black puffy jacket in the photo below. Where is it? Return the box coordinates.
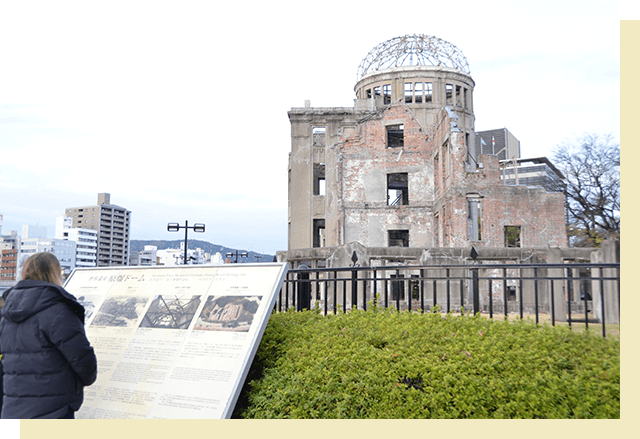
[0,280,97,419]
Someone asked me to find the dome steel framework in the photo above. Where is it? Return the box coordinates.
[357,34,470,80]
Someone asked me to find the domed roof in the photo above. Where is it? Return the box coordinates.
[357,34,470,80]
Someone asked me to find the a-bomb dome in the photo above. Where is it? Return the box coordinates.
[357,34,470,80]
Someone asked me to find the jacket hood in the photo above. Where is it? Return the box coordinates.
[1,280,85,324]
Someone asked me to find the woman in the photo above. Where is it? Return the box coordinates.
[0,252,97,419]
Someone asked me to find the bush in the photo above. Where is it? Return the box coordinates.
[234,306,619,419]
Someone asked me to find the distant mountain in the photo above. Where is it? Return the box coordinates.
[130,240,275,263]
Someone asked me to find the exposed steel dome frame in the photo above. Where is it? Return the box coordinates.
[357,34,471,80]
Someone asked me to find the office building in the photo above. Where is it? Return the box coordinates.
[475,128,521,161]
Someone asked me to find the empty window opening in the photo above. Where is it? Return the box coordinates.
[505,226,522,247]
[455,85,462,107]
[387,124,404,148]
[578,268,592,301]
[434,212,440,246]
[434,152,440,193]
[446,84,453,105]
[390,274,405,301]
[467,198,482,241]
[442,205,449,246]
[366,88,372,98]
[374,86,381,97]
[405,82,413,103]
[410,275,420,300]
[465,133,472,168]
[387,173,408,205]
[507,285,517,301]
[464,88,469,109]
[312,126,326,147]
[414,82,423,103]
[441,140,452,179]
[313,219,325,248]
[383,84,391,104]
[388,230,409,248]
[425,82,433,103]
[566,268,574,301]
[313,163,326,196]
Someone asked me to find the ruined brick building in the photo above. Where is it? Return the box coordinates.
[279,35,568,268]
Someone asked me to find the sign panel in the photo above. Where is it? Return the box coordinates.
[63,263,288,419]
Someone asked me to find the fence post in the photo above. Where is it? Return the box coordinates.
[351,268,358,311]
[472,267,480,315]
[469,246,480,315]
[297,265,310,311]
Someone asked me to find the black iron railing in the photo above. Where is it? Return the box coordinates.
[276,262,620,337]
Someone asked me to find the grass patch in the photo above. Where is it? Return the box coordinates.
[233,306,619,419]
[476,312,620,340]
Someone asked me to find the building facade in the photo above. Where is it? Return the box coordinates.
[65,193,131,266]
[281,35,568,268]
[1,248,18,283]
[499,157,566,193]
[130,245,158,266]
[1,216,20,285]
[156,244,207,266]
[475,128,521,161]
[19,237,77,277]
[56,216,98,267]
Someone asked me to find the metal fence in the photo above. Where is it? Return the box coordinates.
[276,262,620,337]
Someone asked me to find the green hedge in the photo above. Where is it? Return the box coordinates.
[234,306,619,419]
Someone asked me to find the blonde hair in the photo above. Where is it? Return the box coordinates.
[21,252,63,285]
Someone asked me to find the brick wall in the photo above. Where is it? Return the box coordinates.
[326,104,567,250]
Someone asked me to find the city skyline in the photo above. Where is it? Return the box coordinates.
[0,1,620,255]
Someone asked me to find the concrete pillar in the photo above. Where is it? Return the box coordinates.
[547,248,568,322]
[591,240,620,324]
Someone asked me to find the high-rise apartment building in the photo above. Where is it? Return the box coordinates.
[65,193,131,266]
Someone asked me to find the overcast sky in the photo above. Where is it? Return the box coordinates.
[0,1,621,256]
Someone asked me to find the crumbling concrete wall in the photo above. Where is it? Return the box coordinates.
[431,108,568,249]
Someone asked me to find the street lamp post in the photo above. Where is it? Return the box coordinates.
[167,221,205,265]
[225,250,248,263]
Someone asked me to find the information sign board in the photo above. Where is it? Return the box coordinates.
[63,263,288,419]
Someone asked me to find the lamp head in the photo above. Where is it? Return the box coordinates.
[193,224,205,233]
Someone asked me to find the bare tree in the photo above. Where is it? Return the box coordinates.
[553,133,620,247]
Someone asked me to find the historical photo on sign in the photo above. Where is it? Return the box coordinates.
[194,295,261,332]
[90,295,148,327]
[139,295,202,329]
[76,295,97,321]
